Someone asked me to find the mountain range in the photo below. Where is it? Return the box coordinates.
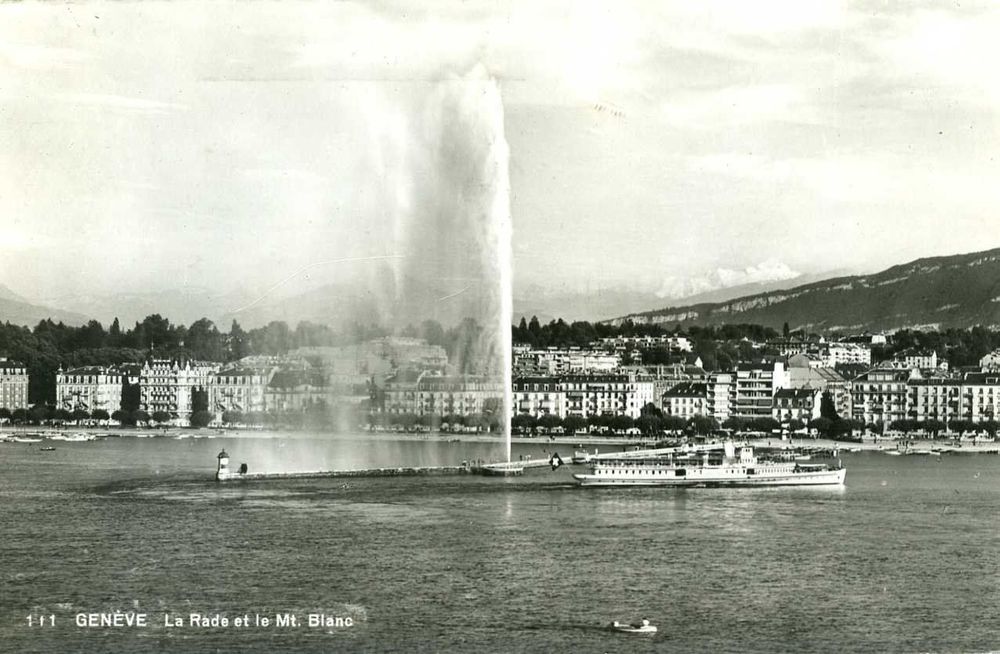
[609,248,1000,333]
[0,284,91,327]
[6,248,1000,333]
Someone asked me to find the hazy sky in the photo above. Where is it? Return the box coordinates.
[2,1,999,303]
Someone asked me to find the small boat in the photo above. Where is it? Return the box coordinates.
[610,619,657,634]
[12,437,43,443]
[40,446,56,452]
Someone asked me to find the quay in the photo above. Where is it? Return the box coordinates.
[214,450,560,482]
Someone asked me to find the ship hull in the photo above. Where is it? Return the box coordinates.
[573,467,845,487]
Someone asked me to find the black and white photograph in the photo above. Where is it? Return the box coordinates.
[2,1,1000,652]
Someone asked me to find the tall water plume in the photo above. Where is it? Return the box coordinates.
[361,66,513,461]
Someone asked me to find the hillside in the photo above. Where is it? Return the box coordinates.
[609,248,1000,333]
[0,284,91,327]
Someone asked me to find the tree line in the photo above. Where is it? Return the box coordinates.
[0,315,497,405]
[513,318,1000,372]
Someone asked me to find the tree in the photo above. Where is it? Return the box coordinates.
[71,408,89,423]
[190,410,214,428]
[562,415,587,435]
[508,413,530,434]
[222,410,244,425]
[91,409,110,423]
[0,408,10,423]
[151,410,172,425]
[108,317,122,346]
[131,409,150,425]
[783,321,790,338]
[688,415,719,436]
[948,419,973,437]
[722,417,747,432]
[820,391,839,420]
[12,408,28,424]
[229,320,249,360]
[537,414,562,432]
[121,380,141,412]
[889,419,916,436]
[748,417,780,433]
[809,417,833,438]
[609,414,634,434]
[635,414,662,436]
[982,420,999,439]
[663,415,687,433]
[186,318,225,361]
[787,418,806,433]
[640,402,663,418]
[191,387,209,414]
[111,409,126,425]
[922,419,945,439]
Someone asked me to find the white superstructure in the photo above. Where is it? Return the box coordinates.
[573,441,845,487]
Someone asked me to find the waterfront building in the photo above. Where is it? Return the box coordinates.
[210,367,273,415]
[772,387,822,424]
[787,360,850,418]
[561,372,654,419]
[264,369,328,413]
[0,357,29,410]
[956,372,1000,422]
[734,361,789,419]
[905,378,962,423]
[139,359,219,423]
[415,374,504,416]
[383,371,504,417]
[55,366,122,413]
[662,382,707,419]
[707,372,734,423]
[849,368,913,426]
[512,376,565,418]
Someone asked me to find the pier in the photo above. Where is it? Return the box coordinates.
[214,449,561,482]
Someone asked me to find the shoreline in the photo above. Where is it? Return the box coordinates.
[3,424,1000,453]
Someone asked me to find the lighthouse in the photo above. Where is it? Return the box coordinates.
[216,449,230,481]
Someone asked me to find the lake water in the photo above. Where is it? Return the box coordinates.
[3,434,1000,653]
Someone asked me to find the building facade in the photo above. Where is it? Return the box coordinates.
[561,373,655,419]
[0,357,29,410]
[383,372,504,417]
[662,382,708,419]
[210,368,272,415]
[55,366,122,413]
[772,387,821,424]
[513,376,564,418]
[139,359,218,423]
[850,368,912,426]
[734,362,789,419]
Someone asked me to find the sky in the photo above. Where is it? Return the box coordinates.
[2,1,999,307]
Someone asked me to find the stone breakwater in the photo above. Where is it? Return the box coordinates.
[216,465,479,481]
